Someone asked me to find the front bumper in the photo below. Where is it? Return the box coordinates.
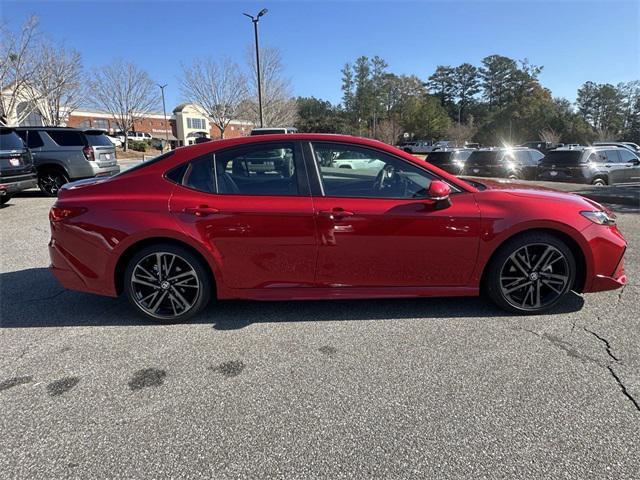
[581,223,628,293]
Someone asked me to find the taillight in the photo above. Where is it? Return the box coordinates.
[82,146,95,161]
[49,206,86,222]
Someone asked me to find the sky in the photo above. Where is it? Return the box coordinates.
[2,0,639,112]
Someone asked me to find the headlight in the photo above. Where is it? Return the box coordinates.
[581,210,616,225]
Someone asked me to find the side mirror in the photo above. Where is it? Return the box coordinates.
[427,180,451,201]
[628,158,640,166]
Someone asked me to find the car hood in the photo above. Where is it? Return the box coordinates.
[469,177,605,210]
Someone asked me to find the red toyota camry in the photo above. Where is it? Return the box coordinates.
[48,134,627,322]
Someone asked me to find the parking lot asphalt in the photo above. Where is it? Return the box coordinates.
[1,190,639,479]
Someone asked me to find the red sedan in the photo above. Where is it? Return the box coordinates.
[48,134,627,322]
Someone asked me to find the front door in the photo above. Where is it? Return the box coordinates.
[309,142,481,288]
[169,141,318,290]
[616,148,640,183]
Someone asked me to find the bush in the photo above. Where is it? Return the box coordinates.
[128,140,150,152]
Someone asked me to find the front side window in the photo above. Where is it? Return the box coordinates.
[603,150,621,163]
[312,143,435,199]
[619,149,639,163]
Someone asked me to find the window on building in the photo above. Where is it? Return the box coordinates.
[78,120,91,129]
[93,118,109,130]
[187,117,206,130]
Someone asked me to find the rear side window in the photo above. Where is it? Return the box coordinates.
[85,132,113,147]
[16,130,45,149]
[467,151,499,165]
[47,130,86,147]
[0,129,25,150]
[530,150,544,163]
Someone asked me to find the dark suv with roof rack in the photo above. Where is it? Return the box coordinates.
[537,146,640,185]
[14,127,120,196]
[0,127,38,205]
[462,147,544,180]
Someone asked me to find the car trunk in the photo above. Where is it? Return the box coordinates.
[85,131,117,167]
[0,130,34,178]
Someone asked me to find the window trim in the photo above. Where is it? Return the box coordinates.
[307,141,461,200]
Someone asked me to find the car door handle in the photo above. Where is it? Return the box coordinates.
[182,205,220,217]
[319,208,355,220]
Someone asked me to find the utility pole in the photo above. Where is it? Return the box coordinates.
[243,9,268,128]
[158,83,169,151]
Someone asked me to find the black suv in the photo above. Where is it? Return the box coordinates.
[14,127,119,196]
[0,128,37,205]
[424,148,474,175]
[462,147,544,180]
[537,146,640,185]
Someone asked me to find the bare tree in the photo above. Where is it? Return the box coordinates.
[446,116,477,147]
[539,128,560,144]
[29,43,83,126]
[87,60,158,150]
[245,46,297,127]
[180,57,247,139]
[0,15,41,126]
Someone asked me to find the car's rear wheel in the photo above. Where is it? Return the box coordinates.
[484,232,576,314]
[591,177,607,187]
[124,244,212,323]
[0,194,11,205]
[38,169,69,197]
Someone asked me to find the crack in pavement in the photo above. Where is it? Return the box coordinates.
[583,327,620,362]
[518,326,640,413]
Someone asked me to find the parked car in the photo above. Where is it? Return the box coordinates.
[48,133,626,322]
[116,131,153,143]
[15,127,120,196]
[593,142,639,153]
[462,147,544,180]
[424,148,475,175]
[0,127,38,205]
[250,127,298,135]
[537,146,640,185]
[518,141,561,154]
[401,140,434,154]
[106,135,123,147]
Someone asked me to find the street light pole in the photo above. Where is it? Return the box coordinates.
[244,9,268,128]
[158,83,169,151]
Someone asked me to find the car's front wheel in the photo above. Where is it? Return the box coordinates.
[484,232,576,314]
[124,244,212,323]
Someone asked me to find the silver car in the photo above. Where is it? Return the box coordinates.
[15,127,120,196]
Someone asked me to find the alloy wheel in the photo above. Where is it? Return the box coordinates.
[130,252,201,320]
[499,243,570,310]
[39,172,66,196]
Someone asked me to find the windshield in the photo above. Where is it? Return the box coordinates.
[0,129,25,150]
[540,150,584,165]
[466,151,501,166]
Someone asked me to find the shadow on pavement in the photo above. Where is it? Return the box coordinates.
[1,267,586,329]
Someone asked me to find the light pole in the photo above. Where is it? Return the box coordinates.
[243,8,268,128]
[157,83,169,151]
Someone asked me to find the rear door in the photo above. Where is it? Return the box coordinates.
[169,141,318,291]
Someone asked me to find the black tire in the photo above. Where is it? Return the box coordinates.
[124,243,212,323]
[0,194,11,205]
[484,232,576,314]
[38,169,69,197]
[591,177,607,187]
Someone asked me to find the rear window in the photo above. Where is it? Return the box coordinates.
[84,132,113,147]
[540,151,584,165]
[47,130,86,147]
[0,129,25,150]
[426,151,453,165]
[466,151,500,165]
